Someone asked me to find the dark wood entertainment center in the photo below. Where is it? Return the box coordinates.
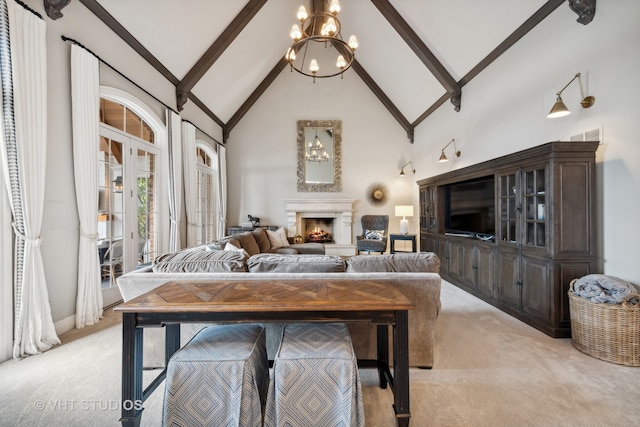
[418,141,599,337]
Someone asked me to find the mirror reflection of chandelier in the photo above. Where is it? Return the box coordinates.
[306,130,330,162]
[286,0,358,82]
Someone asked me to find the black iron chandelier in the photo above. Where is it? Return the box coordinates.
[286,0,358,82]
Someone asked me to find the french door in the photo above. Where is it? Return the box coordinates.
[99,125,159,305]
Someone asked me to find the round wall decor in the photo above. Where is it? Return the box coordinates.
[366,182,389,206]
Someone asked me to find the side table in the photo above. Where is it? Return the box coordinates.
[389,234,417,254]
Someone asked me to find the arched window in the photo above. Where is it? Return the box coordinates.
[196,144,217,245]
[97,88,165,305]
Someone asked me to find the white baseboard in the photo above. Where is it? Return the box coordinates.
[54,314,76,336]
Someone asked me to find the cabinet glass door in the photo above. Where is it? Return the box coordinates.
[419,186,437,233]
[419,187,427,230]
[498,173,518,244]
[427,186,437,232]
[523,168,546,248]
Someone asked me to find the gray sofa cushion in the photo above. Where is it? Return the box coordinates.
[247,253,346,273]
[288,242,325,254]
[152,248,248,273]
[270,247,299,255]
[346,252,440,273]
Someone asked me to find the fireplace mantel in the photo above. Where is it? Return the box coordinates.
[284,199,355,252]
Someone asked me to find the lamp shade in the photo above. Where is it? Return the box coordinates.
[547,96,570,118]
[395,205,414,217]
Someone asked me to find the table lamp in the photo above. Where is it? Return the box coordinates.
[395,205,414,235]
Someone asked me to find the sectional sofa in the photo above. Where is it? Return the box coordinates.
[116,240,442,369]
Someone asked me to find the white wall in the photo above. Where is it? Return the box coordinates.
[19,0,640,333]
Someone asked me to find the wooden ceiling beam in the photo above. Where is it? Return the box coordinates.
[78,0,178,86]
[371,0,461,112]
[176,0,267,111]
[459,0,565,87]
[413,0,566,128]
[351,60,414,143]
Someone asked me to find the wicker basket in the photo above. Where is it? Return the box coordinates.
[568,279,640,366]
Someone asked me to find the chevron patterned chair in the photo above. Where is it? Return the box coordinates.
[163,324,269,427]
[265,323,365,427]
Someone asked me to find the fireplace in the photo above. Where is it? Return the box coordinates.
[284,199,355,247]
[302,218,334,243]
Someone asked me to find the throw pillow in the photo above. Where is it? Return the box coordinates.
[266,227,290,249]
[251,228,271,253]
[152,248,248,273]
[365,229,385,240]
[235,232,261,256]
[225,242,250,259]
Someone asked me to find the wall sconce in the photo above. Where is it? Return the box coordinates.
[547,72,595,118]
[113,175,123,193]
[395,205,414,235]
[438,139,460,162]
[399,161,415,176]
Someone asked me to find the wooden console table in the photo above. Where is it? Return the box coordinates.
[115,279,415,427]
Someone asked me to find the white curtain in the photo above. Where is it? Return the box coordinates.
[181,121,197,247]
[166,110,182,251]
[0,61,12,363]
[71,44,103,328]
[2,0,59,358]
[216,145,227,239]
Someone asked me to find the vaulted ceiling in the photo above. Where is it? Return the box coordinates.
[47,0,596,142]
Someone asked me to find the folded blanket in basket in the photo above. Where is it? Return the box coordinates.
[573,274,637,304]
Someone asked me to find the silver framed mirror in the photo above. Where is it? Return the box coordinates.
[297,120,342,192]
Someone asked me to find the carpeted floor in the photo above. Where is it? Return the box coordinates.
[0,280,638,426]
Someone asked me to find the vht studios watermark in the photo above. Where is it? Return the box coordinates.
[33,399,143,412]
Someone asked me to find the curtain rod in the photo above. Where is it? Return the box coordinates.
[14,0,43,19]
[182,120,223,147]
[61,35,178,115]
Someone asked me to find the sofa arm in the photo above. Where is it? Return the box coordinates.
[346,273,441,368]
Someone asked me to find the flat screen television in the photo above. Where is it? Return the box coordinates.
[444,176,495,237]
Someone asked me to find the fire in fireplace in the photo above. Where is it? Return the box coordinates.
[303,218,334,243]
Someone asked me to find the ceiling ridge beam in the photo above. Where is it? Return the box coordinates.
[176,0,267,111]
[371,0,461,111]
[224,57,290,143]
[351,60,414,143]
[78,0,178,86]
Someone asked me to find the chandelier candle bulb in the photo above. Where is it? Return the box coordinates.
[329,0,341,14]
[395,205,414,235]
[348,35,358,50]
[291,25,301,40]
[297,6,308,21]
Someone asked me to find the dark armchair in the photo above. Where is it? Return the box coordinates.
[356,215,389,254]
